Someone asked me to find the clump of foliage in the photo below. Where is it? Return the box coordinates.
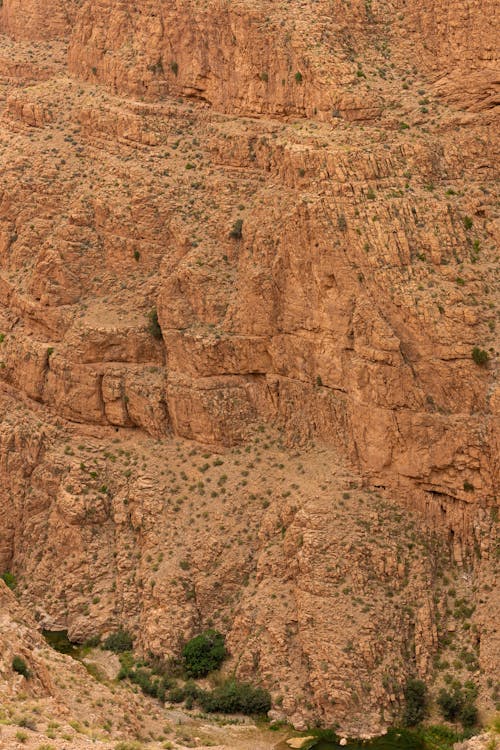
[197,678,271,715]
[472,347,489,366]
[115,742,145,750]
[182,629,226,678]
[103,629,133,653]
[117,647,269,716]
[229,219,243,239]
[1,571,17,589]
[118,652,176,702]
[403,678,427,726]
[437,680,478,727]
[414,725,472,750]
[12,656,30,679]
[148,308,162,340]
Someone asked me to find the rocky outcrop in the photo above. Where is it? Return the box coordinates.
[0,0,77,40]
[403,0,499,110]
[68,0,382,120]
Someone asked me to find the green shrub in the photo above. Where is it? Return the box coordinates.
[103,629,133,653]
[83,635,101,648]
[198,678,271,715]
[129,668,161,697]
[472,347,489,366]
[460,702,478,727]
[437,682,478,727]
[229,219,243,240]
[437,686,463,721]
[295,71,303,83]
[167,686,186,703]
[114,742,145,750]
[1,571,17,589]
[403,678,427,726]
[182,629,226,678]
[463,216,473,230]
[12,656,30,678]
[148,309,162,340]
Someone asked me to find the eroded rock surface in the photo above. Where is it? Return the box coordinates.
[0,0,498,737]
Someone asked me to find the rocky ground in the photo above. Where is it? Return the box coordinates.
[0,0,498,743]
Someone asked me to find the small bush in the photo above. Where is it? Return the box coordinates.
[103,630,133,653]
[229,219,243,240]
[295,71,303,83]
[115,742,145,750]
[437,681,478,727]
[1,571,17,589]
[198,678,271,715]
[437,686,462,721]
[338,214,347,231]
[148,309,162,340]
[12,656,30,679]
[463,216,473,230]
[403,678,427,726]
[183,629,226,678]
[18,717,37,731]
[83,635,101,648]
[167,686,186,703]
[472,347,489,367]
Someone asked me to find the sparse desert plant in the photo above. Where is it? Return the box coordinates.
[148,309,162,340]
[472,347,489,366]
[1,571,17,589]
[229,219,243,239]
[12,656,30,678]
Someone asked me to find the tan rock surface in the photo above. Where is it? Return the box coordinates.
[0,0,497,740]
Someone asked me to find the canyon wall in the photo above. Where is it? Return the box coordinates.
[0,0,497,735]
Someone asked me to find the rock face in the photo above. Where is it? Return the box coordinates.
[0,0,77,40]
[0,0,498,736]
[68,0,382,120]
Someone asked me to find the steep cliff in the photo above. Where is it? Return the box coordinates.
[0,0,498,736]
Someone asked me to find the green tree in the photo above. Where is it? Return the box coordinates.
[103,630,133,653]
[182,629,226,678]
[402,678,427,726]
[12,656,30,678]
